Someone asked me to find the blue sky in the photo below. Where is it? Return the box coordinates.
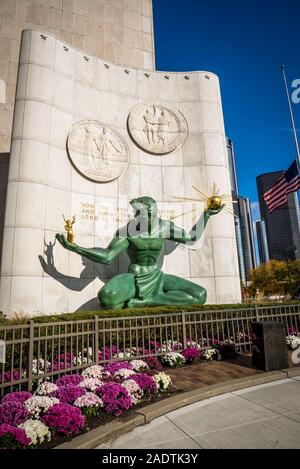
[152,0,300,221]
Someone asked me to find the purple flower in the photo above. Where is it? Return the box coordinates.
[47,353,74,373]
[0,369,21,384]
[149,340,162,351]
[128,373,157,398]
[145,356,163,371]
[182,347,202,364]
[98,345,119,361]
[96,382,133,416]
[105,361,133,374]
[50,362,71,372]
[0,401,29,426]
[0,424,31,449]
[55,374,84,387]
[1,391,32,404]
[50,385,86,404]
[52,353,73,369]
[41,403,85,436]
[138,349,152,355]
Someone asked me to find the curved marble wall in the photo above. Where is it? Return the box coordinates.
[0,30,241,315]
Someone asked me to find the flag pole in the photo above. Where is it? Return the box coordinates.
[281,65,300,170]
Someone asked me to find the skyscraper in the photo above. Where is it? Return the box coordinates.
[256,220,269,264]
[227,138,256,284]
[237,196,256,280]
[226,138,239,197]
[257,171,300,260]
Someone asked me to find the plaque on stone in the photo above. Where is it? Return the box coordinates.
[252,321,288,371]
[67,121,130,183]
[128,102,188,155]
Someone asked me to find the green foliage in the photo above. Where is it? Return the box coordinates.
[249,260,300,296]
[1,301,300,326]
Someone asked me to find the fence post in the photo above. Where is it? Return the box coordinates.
[255,305,260,322]
[181,311,187,350]
[94,316,99,365]
[27,321,34,392]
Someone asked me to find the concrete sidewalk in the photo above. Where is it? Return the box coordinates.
[98,377,300,449]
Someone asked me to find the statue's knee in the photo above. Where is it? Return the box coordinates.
[195,287,207,304]
[99,285,118,306]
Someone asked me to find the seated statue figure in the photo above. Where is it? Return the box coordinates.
[56,196,224,309]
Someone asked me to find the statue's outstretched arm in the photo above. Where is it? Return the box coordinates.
[55,234,129,265]
[168,206,225,245]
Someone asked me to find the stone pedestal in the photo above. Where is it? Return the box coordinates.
[252,321,288,371]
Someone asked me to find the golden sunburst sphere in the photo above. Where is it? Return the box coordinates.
[207,195,222,210]
[171,182,237,225]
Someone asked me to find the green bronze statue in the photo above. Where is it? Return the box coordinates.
[56,197,224,309]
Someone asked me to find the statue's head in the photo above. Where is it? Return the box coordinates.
[130,197,158,219]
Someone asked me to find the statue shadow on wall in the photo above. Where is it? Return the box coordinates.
[39,232,180,312]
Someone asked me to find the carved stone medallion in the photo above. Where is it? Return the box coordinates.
[67,121,129,182]
[128,102,188,155]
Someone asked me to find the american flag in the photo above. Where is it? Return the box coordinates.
[263,160,300,213]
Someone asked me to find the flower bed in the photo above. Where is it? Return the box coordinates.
[0,339,228,449]
[1,330,299,449]
[0,361,172,449]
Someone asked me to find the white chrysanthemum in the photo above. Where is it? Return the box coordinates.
[161,352,185,368]
[114,352,132,360]
[82,365,110,379]
[25,395,59,418]
[35,381,58,396]
[121,379,143,404]
[73,350,93,366]
[78,377,104,392]
[186,340,201,350]
[204,348,218,360]
[18,419,51,446]
[125,347,138,356]
[160,340,183,353]
[129,360,149,372]
[84,347,93,358]
[74,392,103,408]
[114,368,136,380]
[286,335,300,350]
[32,358,51,376]
[154,372,172,391]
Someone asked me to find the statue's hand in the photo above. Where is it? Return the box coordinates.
[205,204,225,217]
[55,233,78,252]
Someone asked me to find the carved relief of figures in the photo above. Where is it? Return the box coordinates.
[94,128,121,158]
[68,121,129,183]
[128,102,188,155]
[143,109,155,144]
[142,106,170,146]
[157,109,169,146]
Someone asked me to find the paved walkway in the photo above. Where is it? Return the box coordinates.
[167,356,262,392]
[98,377,300,449]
